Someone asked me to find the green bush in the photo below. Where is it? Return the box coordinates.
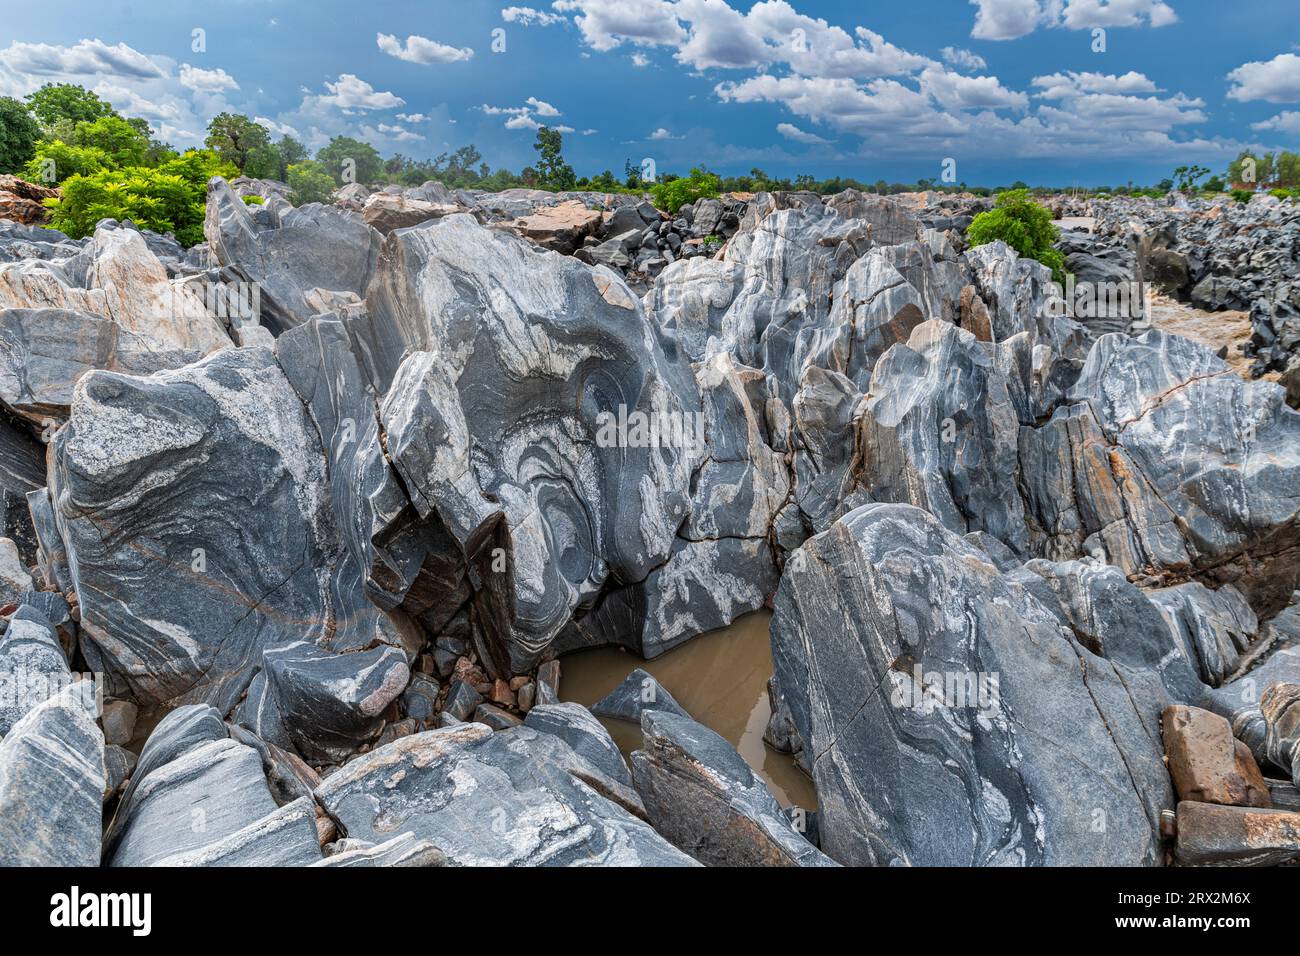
[1230,188,1253,204]
[965,189,1067,286]
[287,160,336,205]
[23,140,112,184]
[44,149,236,246]
[1270,188,1292,200]
[650,167,721,213]
[242,194,265,206]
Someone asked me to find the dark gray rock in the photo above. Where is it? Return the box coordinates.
[525,701,632,787]
[631,710,836,866]
[770,502,1172,866]
[0,604,72,736]
[591,668,690,723]
[49,347,410,761]
[205,177,383,334]
[314,723,697,866]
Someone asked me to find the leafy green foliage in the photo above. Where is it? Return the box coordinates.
[1230,188,1253,204]
[650,167,721,213]
[316,136,383,186]
[966,189,1067,286]
[44,149,235,246]
[24,140,112,184]
[287,160,336,205]
[0,97,41,175]
[69,114,150,168]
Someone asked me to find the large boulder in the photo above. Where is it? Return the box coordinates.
[106,705,321,866]
[49,347,411,761]
[0,684,103,866]
[1037,330,1300,615]
[314,723,698,866]
[631,710,836,866]
[770,502,1172,866]
[352,215,701,675]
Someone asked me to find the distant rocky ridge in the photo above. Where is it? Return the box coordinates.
[0,173,1298,867]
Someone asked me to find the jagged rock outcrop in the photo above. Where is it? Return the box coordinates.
[205,177,382,334]
[49,348,412,761]
[770,502,1172,866]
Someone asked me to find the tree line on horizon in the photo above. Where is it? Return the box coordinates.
[0,84,1296,245]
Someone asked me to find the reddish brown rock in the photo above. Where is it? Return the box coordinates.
[1162,705,1271,808]
[1174,801,1300,866]
[489,679,516,709]
[0,175,58,226]
[506,200,601,254]
[361,193,460,235]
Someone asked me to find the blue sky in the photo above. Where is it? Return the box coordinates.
[2,0,1298,185]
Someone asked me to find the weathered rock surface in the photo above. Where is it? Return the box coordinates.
[525,701,633,787]
[1174,801,1300,866]
[1162,705,1270,807]
[205,177,382,334]
[631,710,835,866]
[0,684,103,866]
[50,347,410,761]
[106,705,322,867]
[315,723,697,866]
[771,503,1172,866]
[590,667,690,723]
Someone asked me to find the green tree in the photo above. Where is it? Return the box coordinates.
[1172,165,1210,192]
[205,113,271,173]
[316,136,383,186]
[1276,151,1300,189]
[0,97,41,175]
[1228,150,1276,188]
[287,160,336,205]
[966,189,1067,286]
[71,114,149,168]
[532,127,576,191]
[273,136,307,181]
[24,84,116,130]
[650,167,721,213]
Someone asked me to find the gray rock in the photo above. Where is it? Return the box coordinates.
[591,668,690,723]
[0,605,72,736]
[205,177,383,334]
[49,347,409,761]
[0,684,104,866]
[770,502,1172,866]
[525,701,632,786]
[152,795,322,866]
[353,215,700,675]
[631,710,837,866]
[315,723,698,866]
[0,308,202,426]
[313,832,447,867]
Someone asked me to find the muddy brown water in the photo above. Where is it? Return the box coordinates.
[559,609,818,810]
